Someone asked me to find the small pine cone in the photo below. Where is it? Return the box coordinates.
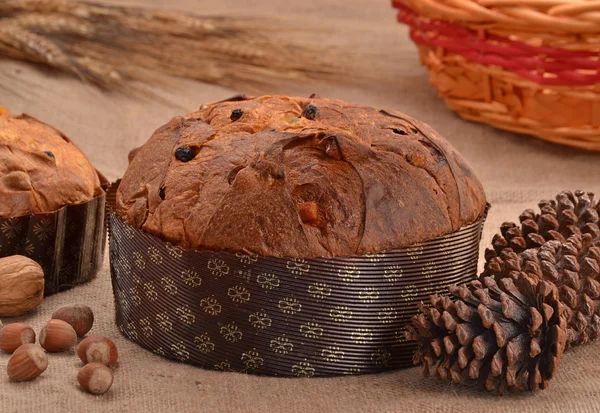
[483,233,600,348]
[483,191,600,277]
[406,275,567,394]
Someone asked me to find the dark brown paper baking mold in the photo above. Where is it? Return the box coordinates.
[0,174,108,295]
[108,182,488,377]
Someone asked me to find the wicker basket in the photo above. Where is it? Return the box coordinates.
[392,1,600,151]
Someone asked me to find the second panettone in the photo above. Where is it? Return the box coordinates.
[0,112,107,294]
[116,95,487,257]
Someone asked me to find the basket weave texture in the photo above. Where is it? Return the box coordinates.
[393,0,600,151]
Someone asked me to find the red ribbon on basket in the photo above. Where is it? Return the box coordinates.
[393,2,600,87]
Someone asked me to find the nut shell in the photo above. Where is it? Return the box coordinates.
[7,344,48,381]
[0,255,44,317]
[77,336,118,367]
[77,363,113,395]
[52,305,94,337]
[0,323,36,353]
[39,319,77,352]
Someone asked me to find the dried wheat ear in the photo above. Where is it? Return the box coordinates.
[0,0,349,91]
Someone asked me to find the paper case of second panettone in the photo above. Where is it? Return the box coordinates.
[0,173,108,295]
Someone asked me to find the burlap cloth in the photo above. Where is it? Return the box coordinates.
[1,0,599,411]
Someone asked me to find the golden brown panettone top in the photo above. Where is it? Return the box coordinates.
[116,95,487,258]
[0,113,103,217]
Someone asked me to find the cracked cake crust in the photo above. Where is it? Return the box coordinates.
[116,95,487,258]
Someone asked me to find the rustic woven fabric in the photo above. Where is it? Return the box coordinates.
[0,0,600,411]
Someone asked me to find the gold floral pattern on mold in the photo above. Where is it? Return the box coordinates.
[270,336,293,354]
[175,306,196,325]
[358,287,379,303]
[307,282,331,300]
[139,317,153,337]
[228,285,251,303]
[291,360,315,378]
[214,361,232,371]
[330,306,353,322]
[207,258,229,277]
[371,349,391,366]
[165,243,183,259]
[421,261,438,279]
[365,252,385,262]
[194,333,215,354]
[148,246,163,265]
[378,307,399,323]
[300,322,323,339]
[33,219,54,241]
[406,244,424,260]
[278,298,301,315]
[123,321,138,340]
[351,328,373,344]
[286,258,310,276]
[15,238,34,256]
[143,282,158,301]
[156,312,173,332]
[241,349,263,370]
[233,268,252,282]
[249,311,272,329]
[1,218,22,239]
[256,272,280,290]
[181,269,202,287]
[129,287,142,306]
[171,341,190,361]
[236,252,258,265]
[133,251,146,270]
[200,297,222,316]
[160,276,178,296]
[321,346,344,363]
[399,285,419,301]
[220,322,242,343]
[337,265,360,282]
[383,265,403,282]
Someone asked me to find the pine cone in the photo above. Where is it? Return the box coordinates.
[484,233,600,347]
[406,275,567,394]
[407,234,600,393]
[483,191,599,277]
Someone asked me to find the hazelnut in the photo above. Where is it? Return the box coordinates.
[77,336,118,367]
[0,323,36,353]
[52,305,94,337]
[7,344,48,381]
[39,319,77,352]
[77,363,114,395]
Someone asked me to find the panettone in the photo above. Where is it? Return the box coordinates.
[0,113,103,217]
[116,95,486,258]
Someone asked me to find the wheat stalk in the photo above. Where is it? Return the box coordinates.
[0,0,348,91]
